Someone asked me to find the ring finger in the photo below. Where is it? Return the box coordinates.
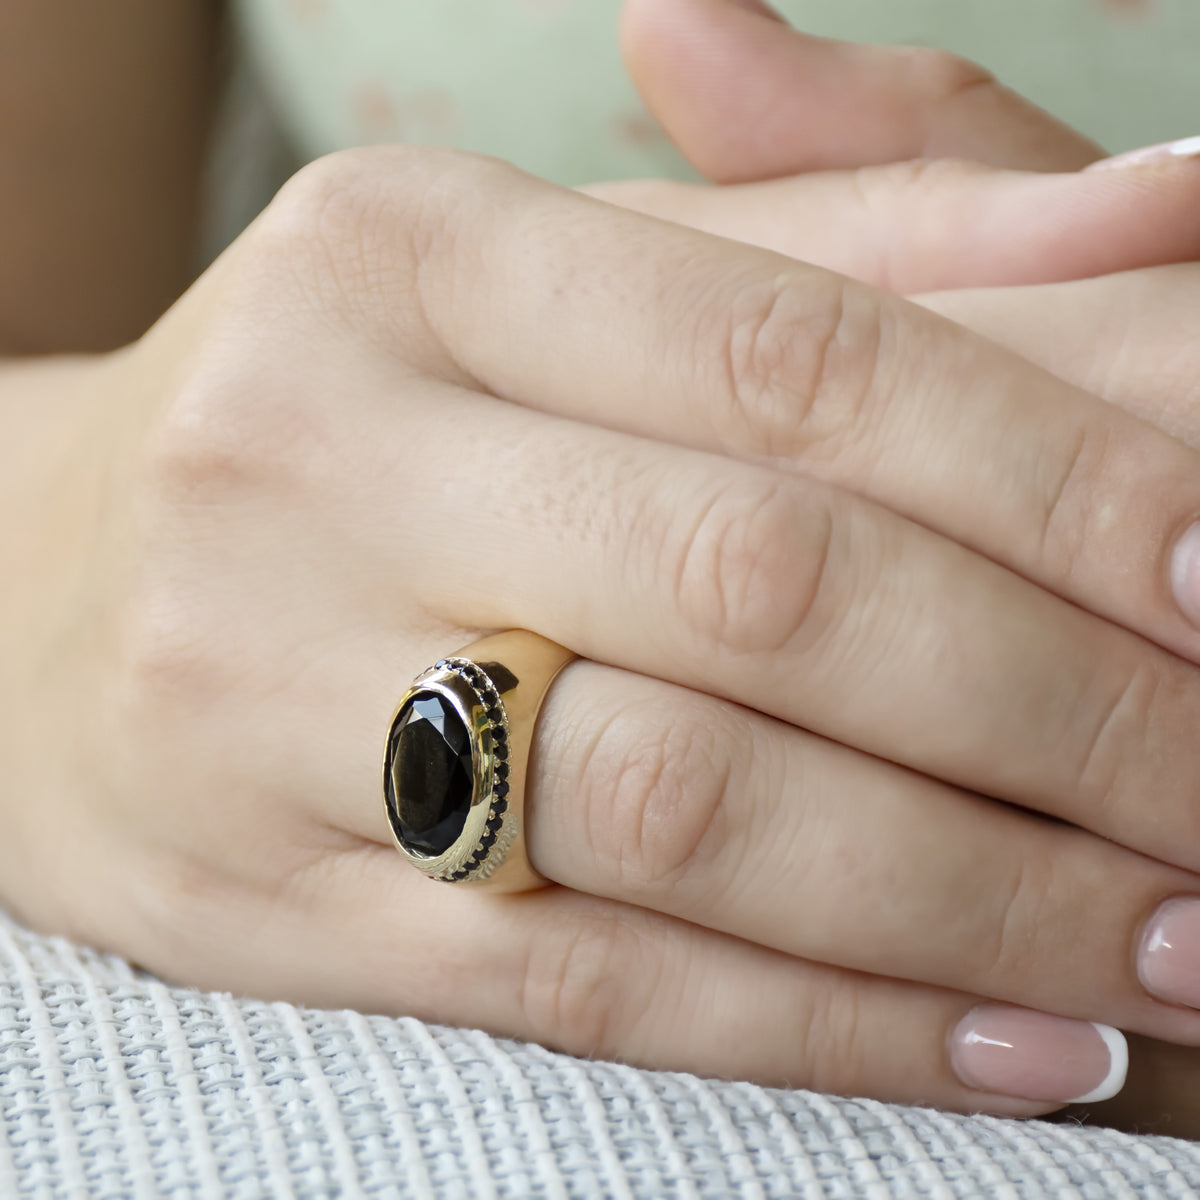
[524,662,1200,1045]
[334,649,1200,1049]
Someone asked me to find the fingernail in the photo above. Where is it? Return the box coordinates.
[1086,134,1200,171]
[1139,896,1200,1008]
[1171,522,1200,626]
[725,0,787,23]
[950,1006,1127,1104]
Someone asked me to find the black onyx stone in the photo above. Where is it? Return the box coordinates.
[388,691,474,857]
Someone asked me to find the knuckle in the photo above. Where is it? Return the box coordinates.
[256,147,410,263]
[82,842,233,979]
[1071,660,1163,823]
[126,848,224,953]
[143,362,303,506]
[719,274,886,467]
[119,374,323,725]
[906,47,997,104]
[93,832,329,984]
[249,149,390,309]
[119,439,272,716]
[114,570,231,715]
[847,158,987,292]
[1033,425,1110,584]
[519,913,657,1058]
[858,156,983,206]
[974,852,1056,985]
[792,977,871,1095]
[672,478,836,656]
[249,150,403,328]
[250,146,508,335]
[578,698,736,893]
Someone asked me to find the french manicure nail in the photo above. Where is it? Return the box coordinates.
[1086,134,1200,171]
[1139,896,1200,1009]
[951,1006,1127,1104]
[1171,522,1200,626]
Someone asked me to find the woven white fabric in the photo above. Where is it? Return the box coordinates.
[3,910,1200,1198]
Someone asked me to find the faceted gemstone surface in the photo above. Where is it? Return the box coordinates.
[389,692,474,856]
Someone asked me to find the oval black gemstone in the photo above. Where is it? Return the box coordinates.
[388,691,474,857]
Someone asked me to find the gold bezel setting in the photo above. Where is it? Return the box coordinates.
[383,631,576,892]
[383,657,513,882]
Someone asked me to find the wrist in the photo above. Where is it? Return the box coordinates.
[0,352,125,925]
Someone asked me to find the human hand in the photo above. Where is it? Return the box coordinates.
[913,264,1200,1135]
[622,0,1105,179]
[616,0,1200,1127]
[12,149,1200,1119]
[608,0,1200,292]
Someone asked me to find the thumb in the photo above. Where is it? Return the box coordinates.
[621,0,1105,181]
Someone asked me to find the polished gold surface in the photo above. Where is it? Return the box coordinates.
[383,630,576,893]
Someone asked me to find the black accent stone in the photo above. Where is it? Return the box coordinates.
[478,661,518,694]
[387,691,474,857]
[486,815,505,833]
[495,763,508,781]
[494,781,509,799]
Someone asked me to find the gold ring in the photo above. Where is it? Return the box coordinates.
[382,630,576,891]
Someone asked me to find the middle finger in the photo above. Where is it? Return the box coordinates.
[354,151,1200,677]
[351,388,1200,877]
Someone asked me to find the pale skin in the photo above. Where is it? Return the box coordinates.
[5,0,1200,1135]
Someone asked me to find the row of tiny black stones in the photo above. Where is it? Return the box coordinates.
[436,659,509,882]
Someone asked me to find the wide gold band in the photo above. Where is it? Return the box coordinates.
[382,630,576,892]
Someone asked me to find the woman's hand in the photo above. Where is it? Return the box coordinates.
[10,148,1200,1118]
[621,0,1106,179]
[921,266,1200,442]
[611,0,1200,293]
[615,0,1200,1128]
[915,264,1200,1137]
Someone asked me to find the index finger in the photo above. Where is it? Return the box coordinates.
[307,147,1200,672]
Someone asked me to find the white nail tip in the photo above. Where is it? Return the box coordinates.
[1087,134,1200,171]
[1164,134,1200,159]
[1068,1024,1128,1104]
